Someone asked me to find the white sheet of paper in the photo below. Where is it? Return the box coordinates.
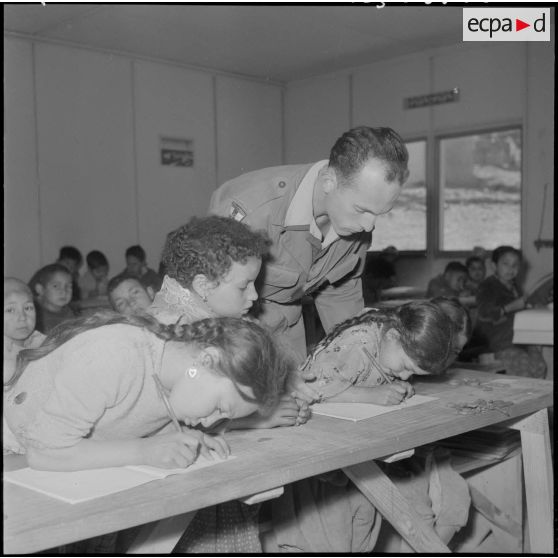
[4,452,233,504]
[311,394,438,422]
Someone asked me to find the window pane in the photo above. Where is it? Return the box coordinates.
[439,129,521,251]
[371,140,427,251]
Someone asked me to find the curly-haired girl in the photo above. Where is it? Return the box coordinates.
[150,215,270,323]
[4,310,289,470]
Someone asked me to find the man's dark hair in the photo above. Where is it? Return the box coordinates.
[58,246,82,265]
[444,261,468,275]
[125,245,146,262]
[329,126,409,185]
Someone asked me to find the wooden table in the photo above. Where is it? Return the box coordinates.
[3,369,553,554]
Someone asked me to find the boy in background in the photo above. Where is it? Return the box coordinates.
[79,250,110,299]
[56,245,83,304]
[29,263,77,334]
[115,245,162,292]
[426,261,468,299]
[108,276,154,316]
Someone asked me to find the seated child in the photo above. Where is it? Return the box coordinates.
[430,297,472,365]
[426,261,468,299]
[115,245,163,293]
[79,250,110,302]
[28,263,78,334]
[108,276,154,316]
[151,215,268,323]
[463,255,486,297]
[475,245,546,378]
[56,245,83,304]
[4,278,46,454]
[300,301,453,406]
[4,311,289,471]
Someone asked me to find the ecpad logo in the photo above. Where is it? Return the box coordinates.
[463,8,550,42]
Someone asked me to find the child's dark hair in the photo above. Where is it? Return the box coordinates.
[86,250,109,270]
[126,245,146,262]
[28,264,72,296]
[465,255,484,269]
[329,126,409,186]
[58,246,82,266]
[492,245,521,264]
[162,216,270,287]
[5,310,290,413]
[310,301,453,376]
[444,261,468,275]
[107,275,145,296]
[430,296,472,341]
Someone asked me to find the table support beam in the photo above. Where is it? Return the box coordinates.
[343,460,451,553]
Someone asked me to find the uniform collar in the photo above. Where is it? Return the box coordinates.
[284,160,338,248]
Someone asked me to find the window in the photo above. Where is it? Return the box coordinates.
[438,128,521,252]
[372,139,427,252]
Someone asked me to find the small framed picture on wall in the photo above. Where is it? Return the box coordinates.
[160,137,193,167]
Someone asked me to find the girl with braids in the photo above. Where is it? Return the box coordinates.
[4,310,289,470]
[301,301,454,405]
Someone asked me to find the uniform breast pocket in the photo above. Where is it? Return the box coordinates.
[258,264,303,303]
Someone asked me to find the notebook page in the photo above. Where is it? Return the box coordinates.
[311,394,438,422]
[4,453,234,504]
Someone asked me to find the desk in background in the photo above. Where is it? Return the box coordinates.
[513,307,553,345]
[4,369,553,554]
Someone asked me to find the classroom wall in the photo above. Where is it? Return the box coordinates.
[284,41,554,291]
[4,37,283,281]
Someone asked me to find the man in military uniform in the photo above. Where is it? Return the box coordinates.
[209,126,409,362]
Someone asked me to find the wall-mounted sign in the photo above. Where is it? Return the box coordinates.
[404,88,460,109]
[160,137,193,167]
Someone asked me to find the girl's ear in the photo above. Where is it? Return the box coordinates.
[199,347,220,369]
[146,286,155,300]
[34,284,44,297]
[191,274,212,300]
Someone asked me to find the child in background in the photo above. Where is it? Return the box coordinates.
[108,276,154,316]
[116,245,162,293]
[79,250,110,301]
[56,245,83,305]
[464,255,486,297]
[300,301,453,405]
[4,311,289,471]
[475,245,546,378]
[426,261,468,299]
[28,264,77,334]
[4,278,46,454]
[430,297,471,365]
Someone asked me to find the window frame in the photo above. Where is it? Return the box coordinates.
[433,123,523,257]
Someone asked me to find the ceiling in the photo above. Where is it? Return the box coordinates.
[3,3,466,83]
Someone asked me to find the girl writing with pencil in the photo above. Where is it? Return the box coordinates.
[4,311,289,471]
[301,301,454,405]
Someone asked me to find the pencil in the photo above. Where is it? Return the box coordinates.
[362,346,393,384]
[152,374,182,433]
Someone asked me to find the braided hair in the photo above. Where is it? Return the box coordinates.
[307,301,454,376]
[5,310,290,412]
